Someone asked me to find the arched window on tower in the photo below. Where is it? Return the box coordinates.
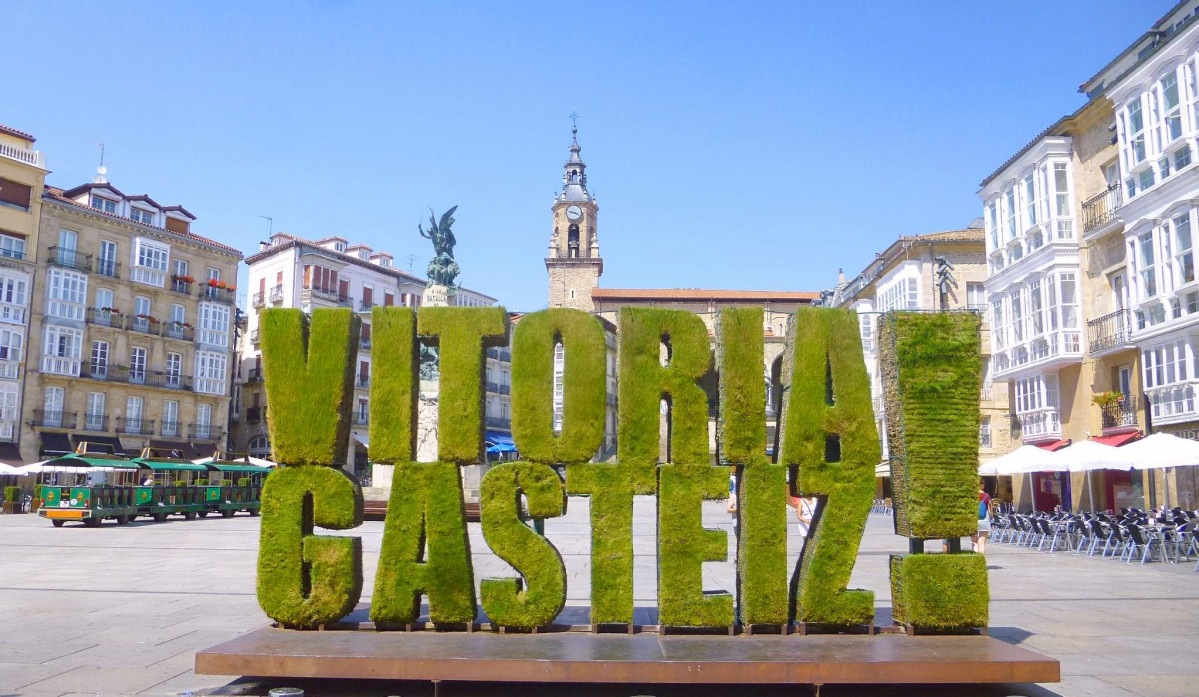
[570,169,579,183]
[568,224,580,258]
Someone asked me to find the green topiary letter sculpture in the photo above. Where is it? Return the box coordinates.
[257,308,364,628]
[777,307,878,629]
[718,307,788,626]
[879,311,988,633]
[480,462,567,629]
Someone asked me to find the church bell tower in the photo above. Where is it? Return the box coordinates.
[546,124,602,311]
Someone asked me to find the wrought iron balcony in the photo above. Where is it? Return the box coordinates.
[1082,184,1122,233]
[356,376,370,388]
[171,278,192,295]
[48,246,92,272]
[199,285,235,304]
[269,285,284,303]
[979,427,993,449]
[1087,309,1133,354]
[485,416,511,429]
[246,406,266,424]
[353,412,369,426]
[250,329,260,344]
[251,291,265,308]
[360,299,375,311]
[33,410,75,429]
[85,307,122,327]
[81,415,108,432]
[126,314,163,335]
[116,417,154,435]
[160,420,182,437]
[1099,394,1139,432]
[95,259,120,279]
[189,423,222,441]
[163,322,194,341]
[360,336,372,349]
[248,368,264,383]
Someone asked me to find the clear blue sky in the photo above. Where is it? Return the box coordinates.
[4,1,1175,310]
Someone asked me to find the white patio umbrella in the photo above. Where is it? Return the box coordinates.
[990,445,1067,475]
[1122,432,1199,469]
[1054,440,1135,512]
[14,461,50,475]
[1122,433,1199,510]
[0,463,20,475]
[985,445,1067,513]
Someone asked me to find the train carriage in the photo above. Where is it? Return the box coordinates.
[36,444,271,527]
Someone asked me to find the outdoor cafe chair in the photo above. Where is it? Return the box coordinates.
[1102,522,1128,558]
[1123,525,1163,565]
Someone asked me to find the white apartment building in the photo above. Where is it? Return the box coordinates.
[234,232,506,477]
[982,136,1083,445]
[1097,7,1199,434]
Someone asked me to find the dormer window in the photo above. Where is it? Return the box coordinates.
[90,195,117,214]
[129,208,154,225]
[335,241,347,253]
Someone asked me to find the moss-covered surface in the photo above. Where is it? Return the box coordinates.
[737,464,790,625]
[618,307,711,479]
[479,462,567,629]
[777,307,878,628]
[716,307,787,625]
[369,307,418,463]
[717,308,766,464]
[658,464,734,627]
[878,312,982,539]
[260,308,360,466]
[890,553,988,632]
[418,307,508,464]
[510,308,607,465]
[256,465,363,628]
[564,464,636,625]
[371,462,477,625]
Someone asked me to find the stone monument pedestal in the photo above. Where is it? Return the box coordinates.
[370,283,488,502]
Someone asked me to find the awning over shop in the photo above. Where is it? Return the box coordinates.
[135,460,208,472]
[207,464,272,474]
[1035,439,1071,451]
[73,434,127,456]
[148,440,194,459]
[1091,432,1141,447]
[874,462,890,477]
[485,431,518,454]
[38,432,73,458]
[193,442,217,459]
[351,433,368,448]
[43,453,140,470]
[0,442,23,466]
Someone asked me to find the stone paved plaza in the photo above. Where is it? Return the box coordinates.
[1,500,1198,697]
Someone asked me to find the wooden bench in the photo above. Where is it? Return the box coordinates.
[363,499,481,522]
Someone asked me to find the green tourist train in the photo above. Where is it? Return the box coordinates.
[35,443,270,527]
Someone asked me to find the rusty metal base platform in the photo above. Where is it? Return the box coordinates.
[196,626,1059,685]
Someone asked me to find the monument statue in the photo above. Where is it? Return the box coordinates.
[419,206,460,287]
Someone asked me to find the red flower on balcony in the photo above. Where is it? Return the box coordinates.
[137,314,160,324]
[172,274,196,284]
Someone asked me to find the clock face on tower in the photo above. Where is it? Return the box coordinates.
[565,204,583,221]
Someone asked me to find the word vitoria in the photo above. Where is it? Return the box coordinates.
[256,306,988,633]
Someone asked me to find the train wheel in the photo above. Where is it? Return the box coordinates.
[222,509,235,518]
[184,511,197,520]
[83,518,101,528]
[51,520,64,527]
[153,513,167,522]
[197,511,208,518]
[249,509,260,517]
[116,515,130,525]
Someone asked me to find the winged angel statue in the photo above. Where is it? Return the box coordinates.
[419,206,460,287]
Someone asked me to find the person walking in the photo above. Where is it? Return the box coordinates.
[973,483,992,554]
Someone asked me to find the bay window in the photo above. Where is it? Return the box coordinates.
[198,302,230,347]
[194,351,227,395]
[1176,212,1195,286]
[42,325,82,375]
[1139,232,1158,299]
[0,328,21,379]
[46,268,86,321]
[0,274,27,325]
[1162,72,1183,144]
[130,237,170,286]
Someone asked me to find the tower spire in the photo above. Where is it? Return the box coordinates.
[560,115,590,202]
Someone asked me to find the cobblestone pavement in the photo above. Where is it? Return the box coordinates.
[1,500,1197,697]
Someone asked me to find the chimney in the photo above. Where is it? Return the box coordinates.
[837,268,845,284]
[259,241,269,252]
